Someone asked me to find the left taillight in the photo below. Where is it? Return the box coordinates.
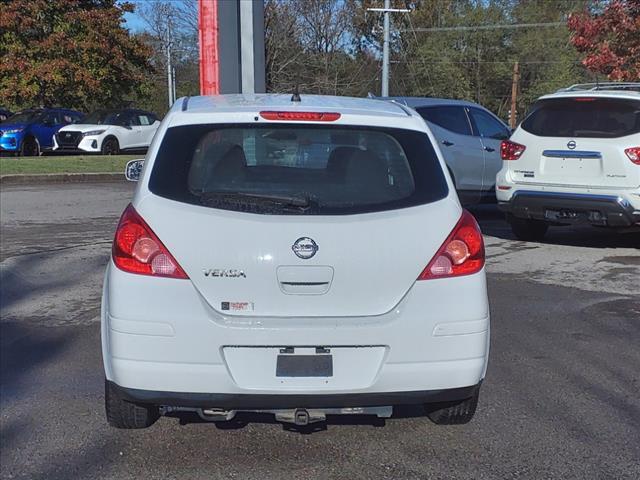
[112,204,189,279]
[417,210,485,280]
[500,140,526,160]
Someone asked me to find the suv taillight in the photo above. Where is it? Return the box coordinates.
[418,210,485,280]
[500,140,526,160]
[112,204,188,279]
[625,147,640,165]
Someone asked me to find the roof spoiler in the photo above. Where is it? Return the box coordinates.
[557,82,640,93]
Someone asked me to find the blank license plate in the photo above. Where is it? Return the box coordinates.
[544,209,586,221]
[276,355,333,377]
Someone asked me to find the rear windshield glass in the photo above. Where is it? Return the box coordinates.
[149,124,448,215]
[521,98,640,138]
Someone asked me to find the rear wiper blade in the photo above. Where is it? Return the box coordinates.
[200,191,312,208]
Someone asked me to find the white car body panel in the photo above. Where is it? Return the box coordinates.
[102,94,490,401]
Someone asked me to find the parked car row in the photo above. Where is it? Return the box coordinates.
[0,107,160,156]
[102,84,638,430]
[384,83,640,240]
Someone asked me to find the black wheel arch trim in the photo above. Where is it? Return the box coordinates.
[102,135,119,146]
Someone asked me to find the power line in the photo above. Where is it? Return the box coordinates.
[404,22,565,33]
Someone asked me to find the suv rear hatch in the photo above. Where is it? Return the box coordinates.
[140,122,455,318]
[509,96,640,189]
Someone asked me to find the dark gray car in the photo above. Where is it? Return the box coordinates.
[386,97,510,204]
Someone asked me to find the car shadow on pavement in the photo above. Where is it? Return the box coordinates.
[0,322,76,405]
[0,249,83,314]
[0,252,90,405]
[467,204,640,249]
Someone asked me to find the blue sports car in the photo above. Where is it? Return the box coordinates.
[0,108,84,156]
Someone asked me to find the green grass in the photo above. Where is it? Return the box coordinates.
[0,154,140,175]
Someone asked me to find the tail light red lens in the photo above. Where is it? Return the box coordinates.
[259,111,341,121]
[625,147,640,165]
[112,204,188,279]
[418,210,485,280]
[500,140,526,160]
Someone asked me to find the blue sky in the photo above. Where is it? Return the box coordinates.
[122,0,147,32]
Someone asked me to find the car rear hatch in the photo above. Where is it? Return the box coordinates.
[139,120,456,318]
[509,96,640,189]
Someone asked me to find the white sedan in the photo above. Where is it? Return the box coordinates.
[103,94,490,429]
[53,109,160,155]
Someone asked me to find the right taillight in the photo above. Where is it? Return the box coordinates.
[625,147,640,165]
[418,210,485,280]
[501,140,526,160]
[112,204,189,279]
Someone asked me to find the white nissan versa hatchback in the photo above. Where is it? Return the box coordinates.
[102,94,490,429]
[496,84,640,240]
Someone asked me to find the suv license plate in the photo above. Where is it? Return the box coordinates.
[276,355,333,377]
[544,209,586,222]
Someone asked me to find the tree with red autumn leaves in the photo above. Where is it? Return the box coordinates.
[0,0,153,111]
[568,0,640,81]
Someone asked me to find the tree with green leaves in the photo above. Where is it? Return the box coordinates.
[0,0,153,112]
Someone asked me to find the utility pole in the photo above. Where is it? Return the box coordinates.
[509,61,519,129]
[172,67,177,104]
[166,19,174,108]
[367,2,410,97]
[382,0,390,97]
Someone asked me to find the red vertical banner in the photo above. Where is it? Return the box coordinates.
[199,0,219,95]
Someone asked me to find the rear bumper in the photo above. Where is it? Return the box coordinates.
[498,191,640,227]
[108,380,480,409]
[102,261,490,397]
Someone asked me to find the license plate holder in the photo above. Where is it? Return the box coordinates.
[544,209,588,222]
[276,354,333,377]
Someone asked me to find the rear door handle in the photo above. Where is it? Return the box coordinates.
[442,140,454,147]
[484,146,495,152]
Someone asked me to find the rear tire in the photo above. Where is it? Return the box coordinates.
[507,215,548,241]
[426,388,479,425]
[101,137,119,155]
[105,380,159,429]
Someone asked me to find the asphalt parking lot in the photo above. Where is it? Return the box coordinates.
[1,182,639,480]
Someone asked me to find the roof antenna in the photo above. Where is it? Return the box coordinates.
[291,84,301,103]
